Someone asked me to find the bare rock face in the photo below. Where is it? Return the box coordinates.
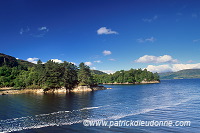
[70,86,107,92]
[44,87,68,94]
[139,81,160,84]
[70,86,92,92]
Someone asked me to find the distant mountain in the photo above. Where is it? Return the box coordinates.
[0,53,18,67]
[0,53,34,68]
[91,70,107,75]
[159,69,200,79]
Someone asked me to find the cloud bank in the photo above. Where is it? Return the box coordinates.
[135,55,178,63]
[146,63,200,73]
[27,57,39,64]
[51,59,63,63]
[101,70,115,74]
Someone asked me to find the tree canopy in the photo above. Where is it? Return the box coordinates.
[93,68,159,84]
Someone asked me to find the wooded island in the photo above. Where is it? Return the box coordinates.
[0,53,160,93]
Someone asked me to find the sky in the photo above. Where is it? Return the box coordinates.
[1,0,200,73]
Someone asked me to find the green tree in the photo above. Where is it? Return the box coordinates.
[62,61,78,89]
[78,62,94,86]
[14,70,29,88]
[43,60,64,89]
[35,59,45,86]
[153,72,160,81]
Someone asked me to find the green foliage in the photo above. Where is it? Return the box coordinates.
[91,70,106,75]
[93,68,160,84]
[78,62,94,86]
[43,60,64,89]
[62,61,78,89]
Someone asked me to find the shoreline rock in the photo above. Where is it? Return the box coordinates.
[69,86,107,92]
[0,86,109,95]
[139,80,160,84]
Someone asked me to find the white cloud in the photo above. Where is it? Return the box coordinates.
[137,37,156,43]
[27,57,39,64]
[31,26,49,37]
[51,59,63,63]
[146,63,200,73]
[85,62,93,66]
[146,65,172,73]
[94,60,102,63]
[143,15,158,22]
[103,50,112,56]
[109,59,116,61]
[102,70,115,74]
[97,27,118,35]
[38,26,49,32]
[172,63,200,72]
[135,55,178,63]
[20,26,49,37]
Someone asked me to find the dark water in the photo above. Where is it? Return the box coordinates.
[0,79,200,132]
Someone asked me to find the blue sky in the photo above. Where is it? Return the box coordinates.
[1,0,200,73]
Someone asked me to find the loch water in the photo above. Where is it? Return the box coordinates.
[0,79,200,133]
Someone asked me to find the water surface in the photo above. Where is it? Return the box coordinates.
[0,79,200,132]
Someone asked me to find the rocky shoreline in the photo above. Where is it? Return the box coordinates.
[0,86,110,95]
[0,81,159,95]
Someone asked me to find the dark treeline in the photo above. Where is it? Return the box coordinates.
[93,69,159,84]
[0,53,159,89]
